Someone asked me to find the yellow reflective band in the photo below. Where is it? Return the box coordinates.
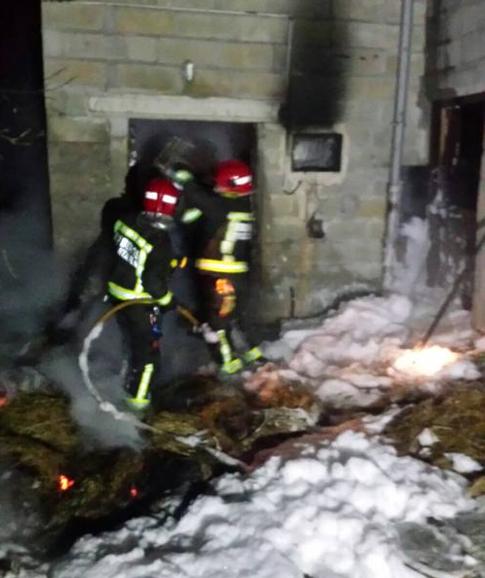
[135,363,154,402]
[157,290,173,306]
[173,169,193,184]
[243,347,263,363]
[134,247,149,293]
[170,257,188,269]
[217,330,232,363]
[221,358,244,374]
[114,220,153,252]
[113,220,154,296]
[108,282,152,301]
[195,258,248,273]
[227,212,254,222]
[126,397,150,410]
[220,240,235,255]
[108,285,172,305]
[181,208,203,224]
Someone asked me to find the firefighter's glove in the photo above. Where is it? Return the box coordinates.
[194,322,219,344]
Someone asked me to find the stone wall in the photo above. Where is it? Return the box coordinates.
[42,0,428,320]
[427,0,485,98]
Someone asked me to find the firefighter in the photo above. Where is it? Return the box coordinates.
[175,160,265,375]
[107,177,184,410]
[53,164,147,337]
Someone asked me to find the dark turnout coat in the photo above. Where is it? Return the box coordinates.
[107,211,174,305]
[177,182,254,275]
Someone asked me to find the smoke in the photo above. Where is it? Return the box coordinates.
[389,216,431,298]
[0,203,147,448]
[0,261,143,566]
[0,218,67,364]
[0,464,47,568]
[39,300,144,450]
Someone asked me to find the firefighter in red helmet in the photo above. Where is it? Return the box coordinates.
[175,160,265,375]
[106,178,184,409]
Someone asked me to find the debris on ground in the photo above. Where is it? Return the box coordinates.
[384,383,485,494]
[0,370,323,552]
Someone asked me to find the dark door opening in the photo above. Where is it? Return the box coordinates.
[128,119,256,183]
[127,119,265,336]
[427,95,484,308]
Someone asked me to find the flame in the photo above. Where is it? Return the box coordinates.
[130,486,139,498]
[393,345,459,377]
[58,474,75,492]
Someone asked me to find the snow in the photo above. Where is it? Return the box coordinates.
[417,427,440,447]
[260,293,480,411]
[45,431,476,578]
[4,207,485,578]
[4,290,484,578]
[445,453,483,475]
[475,335,485,352]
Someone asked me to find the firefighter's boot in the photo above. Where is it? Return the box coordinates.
[124,363,154,411]
[242,346,267,369]
[216,329,244,375]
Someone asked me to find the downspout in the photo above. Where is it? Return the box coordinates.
[383,0,415,290]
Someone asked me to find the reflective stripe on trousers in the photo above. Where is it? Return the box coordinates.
[134,363,154,403]
[216,330,233,364]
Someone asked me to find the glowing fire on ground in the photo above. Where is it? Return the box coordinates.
[58,474,75,492]
[392,345,459,377]
[130,486,139,498]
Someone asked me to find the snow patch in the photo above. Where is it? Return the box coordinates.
[47,431,476,578]
[444,453,483,475]
[417,428,439,447]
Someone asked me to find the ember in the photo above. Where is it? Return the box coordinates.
[393,345,459,377]
[58,474,75,492]
[129,486,139,498]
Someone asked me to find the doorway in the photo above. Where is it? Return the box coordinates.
[127,116,259,283]
[428,95,484,309]
[127,119,265,348]
[128,119,256,179]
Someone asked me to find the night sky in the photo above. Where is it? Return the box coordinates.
[0,0,51,252]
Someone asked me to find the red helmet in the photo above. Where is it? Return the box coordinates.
[214,160,253,196]
[143,178,181,218]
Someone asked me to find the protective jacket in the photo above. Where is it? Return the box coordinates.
[176,182,262,374]
[107,212,174,306]
[178,182,254,275]
[107,211,177,409]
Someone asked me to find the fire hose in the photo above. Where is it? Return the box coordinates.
[78,299,246,470]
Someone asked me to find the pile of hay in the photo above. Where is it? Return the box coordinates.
[385,383,485,495]
[0,372,322,547]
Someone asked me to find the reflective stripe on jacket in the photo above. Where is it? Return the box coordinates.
[108,219,173,304]
[195,258,249,274]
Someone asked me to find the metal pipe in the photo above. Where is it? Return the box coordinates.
[383,0,415,290]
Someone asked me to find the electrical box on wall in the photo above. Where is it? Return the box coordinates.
[291,133,343,172]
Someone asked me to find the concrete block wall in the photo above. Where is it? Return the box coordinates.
[42,0,428,320]
[427,0,485,97]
